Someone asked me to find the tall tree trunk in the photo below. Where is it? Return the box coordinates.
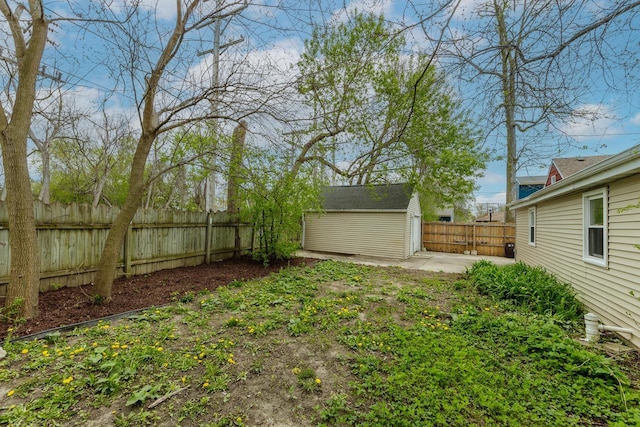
[92,172,109,208]
[38,146,51,204]
[93,133,154,302]
[496,0,518,222]
[0,2,48,318]
[226,120,247,213]
[1,129,41,317]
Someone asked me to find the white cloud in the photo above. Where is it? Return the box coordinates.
[187,36,303,91]
[558,103,620,141]
[475,192,506,205]
[476,169,504,185]
[331,0,394,23]
[108,0,194,21]
[631,112,640,126]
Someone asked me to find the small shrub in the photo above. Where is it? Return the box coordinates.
[466,261,583,322]
[0,297,25,326]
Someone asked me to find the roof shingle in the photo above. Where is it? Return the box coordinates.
[552,155,611,178]
[322,183,413,211]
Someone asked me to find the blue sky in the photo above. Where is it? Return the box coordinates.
[17,0,640,206]
[476,130,640,206]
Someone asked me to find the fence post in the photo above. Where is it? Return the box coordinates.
[473,224,477,252]
[234,210,241,257]
[465,225,469,253]
[124,223,133,277]
[205,211,212,264]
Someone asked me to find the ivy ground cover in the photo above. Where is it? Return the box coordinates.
[1,260,638,426]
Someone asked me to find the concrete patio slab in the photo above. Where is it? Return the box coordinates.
[296,250,515,274]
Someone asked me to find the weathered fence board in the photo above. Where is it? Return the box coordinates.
[0,202,252,295]
[422,222,515,257]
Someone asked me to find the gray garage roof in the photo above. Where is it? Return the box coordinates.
[321,183,414,211]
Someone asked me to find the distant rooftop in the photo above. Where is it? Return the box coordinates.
[475,210,506,223]
[553,155,612,178]
[516,175,546,185]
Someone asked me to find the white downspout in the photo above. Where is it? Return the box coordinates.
[584,313,634,342]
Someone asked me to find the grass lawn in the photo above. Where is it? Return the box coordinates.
[1,260,638,426]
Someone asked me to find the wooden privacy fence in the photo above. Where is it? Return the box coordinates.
[422,222,515,257]
[0,201,252,295]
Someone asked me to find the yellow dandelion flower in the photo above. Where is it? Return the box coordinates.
[62,376,74,384]
[7,390,15,397]
[203,382,209,388]
[228,358,236,364]
[156,347,163,352]
[21,348,28,354]
[181,376,187,383]
[315,378,322,384]
[236,417,242,423]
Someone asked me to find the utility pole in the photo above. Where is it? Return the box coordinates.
[198,0,246,212]
[204,3,221,212]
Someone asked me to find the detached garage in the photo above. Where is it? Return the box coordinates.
[303,183,422,259]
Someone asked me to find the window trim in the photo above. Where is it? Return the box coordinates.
[582,187,608,267]
[528,207,536,246]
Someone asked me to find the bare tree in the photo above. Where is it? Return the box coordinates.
[417,0,640,218]
[89,0,290,301]
[30,89,87,204]
[51,109,136,207]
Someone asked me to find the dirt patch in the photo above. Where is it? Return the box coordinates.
[1,256,316,340]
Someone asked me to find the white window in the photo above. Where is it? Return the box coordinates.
[550,175,556,184]
[583,188,608,267]
[528,207,536,246]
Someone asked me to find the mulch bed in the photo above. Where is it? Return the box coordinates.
[1,256,316,340]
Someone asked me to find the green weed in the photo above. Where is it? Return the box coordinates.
[466,260,584,322]
[1,260,638,426]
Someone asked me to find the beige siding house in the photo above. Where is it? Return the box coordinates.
[510,145,640,347]
[303,184,422,259]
